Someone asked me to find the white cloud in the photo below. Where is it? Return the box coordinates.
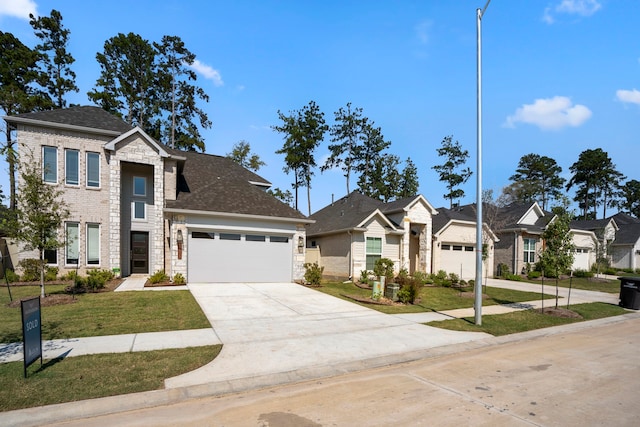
[543,0,601,24]
[616,89,640,105]
[415,20,432,45]
[188,59,224,86]
[504,96,592,131]
[0,0,37,20]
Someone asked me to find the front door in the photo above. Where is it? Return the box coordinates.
[131,231,149,274]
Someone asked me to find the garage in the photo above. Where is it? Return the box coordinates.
[439,243,477,279]
[187,230,293,283]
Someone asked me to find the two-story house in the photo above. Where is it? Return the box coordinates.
[4,106,310,283]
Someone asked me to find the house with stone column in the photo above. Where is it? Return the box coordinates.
[4,106,311,283]
[305,191,437,280]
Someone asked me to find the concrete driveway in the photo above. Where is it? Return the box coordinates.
[165,282,491,390]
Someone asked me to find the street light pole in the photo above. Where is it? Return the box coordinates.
[475,0,491,326]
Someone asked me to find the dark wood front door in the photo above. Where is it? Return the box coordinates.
[131,232,149,274]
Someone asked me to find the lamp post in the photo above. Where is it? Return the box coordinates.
[475,0,491,326]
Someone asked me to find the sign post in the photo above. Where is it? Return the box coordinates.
[21,296,42,378]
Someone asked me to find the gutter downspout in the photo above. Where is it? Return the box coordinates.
[347,230,353,280]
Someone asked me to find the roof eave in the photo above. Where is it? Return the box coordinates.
[164,207,313,225]
[3,115,123,137]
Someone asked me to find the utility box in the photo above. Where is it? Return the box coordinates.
[618,277,640,310]
[385,283,400,302]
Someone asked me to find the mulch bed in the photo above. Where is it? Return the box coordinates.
[4,278,123,308]
[536,307,583,318]
[143,280,185,287]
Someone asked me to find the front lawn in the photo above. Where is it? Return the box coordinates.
[518,276,621,294]
[312,281,554,314]
[426,302,628,336]
[0,284,211,343]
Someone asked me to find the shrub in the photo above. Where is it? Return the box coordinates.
[4,269,19,282]
[436,270,448,282]
[44,266,58,282]
[573,269,594,278]
[359,270,370,284]
[18,258,41,282]
[149,270,169,284]
[527,270,541,279]
[505,273,522,281]
[497,263,510,278]
[398,277,421,304]
[303,262,324,286]
[86,269,114,290]
[603,267,617,275]
[448,272,459,284]
[412,271,430,285]
[459,279,468,287]
[396,268,409,283]
[374,258,395,283]
[468,279,475,287]
[173,272,186,285]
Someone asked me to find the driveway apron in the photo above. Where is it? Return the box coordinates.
[165,283,491,389]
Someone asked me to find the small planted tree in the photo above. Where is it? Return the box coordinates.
[539,200,574,310]
[5,152,69,298]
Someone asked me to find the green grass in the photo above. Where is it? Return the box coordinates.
[0,345,222,412]
[313,281,554,314]
[426,302,628,336]
[519,276,621,294]
[0,284,211,343]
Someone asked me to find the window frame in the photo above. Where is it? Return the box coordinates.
[133,200,146,220]
[523,238,536,263]
[133,176,147,197]
[65,149,79,186]
[65,222,80,266]
[86,223,100,266]
[86,152,100,188]
[365,236,382,271]
[43,146,58,183]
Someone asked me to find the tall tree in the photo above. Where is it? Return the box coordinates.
[5,152,69,298]
[322,102,368,194]
[360,154,401,202]
[397,157,419,199]
[273,101,328,215]
[267,187,294,207]
[154,35,211,151]
[567,148,623,219]
[0,32,50,210]
[539,199,574,310]
[432,135,472,208]
[29,9,78,109]
[88,32,157,128]
[354,121,390,194]
[618,179,640,218]
[509,153,565,210]
[226,140,265,171]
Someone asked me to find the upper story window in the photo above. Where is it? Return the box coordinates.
[65,149,79,185]
[523,238,536,263]
[133,176,146,197]
[86,152,100,188]
[43,146,57,183]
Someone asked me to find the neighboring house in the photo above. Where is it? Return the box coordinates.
[4,106,310,283]
[432,204,498,280]
[609,213,640,271]
[305,191,437,280]
[570,217,618,270]
[493,202,598,275]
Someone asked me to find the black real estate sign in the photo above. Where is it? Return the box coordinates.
[21,296,42,377]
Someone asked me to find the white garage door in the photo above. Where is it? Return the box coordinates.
[440,244,477,279]
[573,249,591,271]
[188,231,293,283]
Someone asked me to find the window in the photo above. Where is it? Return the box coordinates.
[44,249,57,265]
[246,235,266,242]
[65,149,79,185]
[220,233,241,241]
[87,224,100,265]
[86,152,100,187]
[441,244,451,250]
[465,246,474,252]
[523,238,536,263]
[453,245,463,251]
[133,176,146,197]
[366,237,382,271]
[270,236,289,243]
[43,146,57,183]
[66,222,79,265]
[192,232,215,239]
[133,201,145,220]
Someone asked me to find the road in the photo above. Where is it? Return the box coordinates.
[44,315,640,427]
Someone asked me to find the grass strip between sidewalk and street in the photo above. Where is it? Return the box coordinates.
[0,285,211,343]
[313,281,555,314]
[426,302,628,336]
[517,276,621,294]
[0,345,222,412]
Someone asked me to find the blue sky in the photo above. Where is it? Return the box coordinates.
[1,0,639,215]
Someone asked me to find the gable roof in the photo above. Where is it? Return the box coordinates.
[165,150,306,221]
[381,194,438,215]
[105,126,170,157]
[3,105,133,135]
[307,191,384,236]
[432,203,498,241]
[612,223,640,246]
[494,202,552,233]
[570,217,618,232]
[610,212,640,226]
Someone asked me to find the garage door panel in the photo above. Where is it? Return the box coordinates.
[188,231,292,283]
[440,245,476,279]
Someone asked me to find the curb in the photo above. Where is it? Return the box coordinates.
[4,312,639,427]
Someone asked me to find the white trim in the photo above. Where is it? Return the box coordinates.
[86,151,101,188]
[104,126,169,158]
[42,145,58,184]
[65,222,80,267]
[3,115,123,137]
[86,223,101,267]
[133,176,147,197]
[64,148,79,186]
[165,207,313,225]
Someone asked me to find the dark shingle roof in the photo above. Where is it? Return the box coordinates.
[165,150,305,220]
[611,212,640,226]
[433,204,478,233]
[612,223,640,245]
[570,218,612,231]
[6,106,133,133]
[307,191,384,236]
[494,203,552,232]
